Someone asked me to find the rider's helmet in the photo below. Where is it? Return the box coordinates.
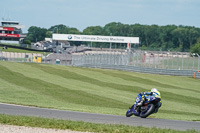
[151,88,161,97]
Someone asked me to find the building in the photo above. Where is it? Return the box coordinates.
[32,39,71,52]
[0,20,26,44]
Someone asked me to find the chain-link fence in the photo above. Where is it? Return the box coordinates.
[1,50,200,78]
[0,51,43,62]
[72,51,200,71]
[72,51,129,66]
[72,50,200,78]
[0,51,72,65]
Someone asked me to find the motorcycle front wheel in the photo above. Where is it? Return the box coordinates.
[126,109,134,117]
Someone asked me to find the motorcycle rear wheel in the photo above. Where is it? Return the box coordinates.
[140,104,155,118]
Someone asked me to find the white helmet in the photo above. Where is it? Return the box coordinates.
[151,88,158,92]
[151,88,160,96]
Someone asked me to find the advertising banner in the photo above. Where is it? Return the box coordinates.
[0,33,19,37]
[0,27,15,31]
[53,34,139,43]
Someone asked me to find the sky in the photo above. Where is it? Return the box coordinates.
[1,0,200,33]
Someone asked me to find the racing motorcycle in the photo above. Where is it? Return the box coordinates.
[126,93,161,118]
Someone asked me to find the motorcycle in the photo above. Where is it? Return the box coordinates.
[126,93,161,118]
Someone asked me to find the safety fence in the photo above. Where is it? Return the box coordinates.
[76,64,199,77]
[0,51,43,62]
[72,51,200,79]
[72,51,200,70]
[1,50,200,79]
[0,51,72,65]
[194,71,200,79]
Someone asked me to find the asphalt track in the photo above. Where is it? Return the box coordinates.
[0,103,199,131]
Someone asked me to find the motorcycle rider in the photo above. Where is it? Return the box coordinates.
[132,88,162,115]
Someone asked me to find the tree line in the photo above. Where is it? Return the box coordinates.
[25,22,200,54]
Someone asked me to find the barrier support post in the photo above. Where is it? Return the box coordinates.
[194,72,196,79]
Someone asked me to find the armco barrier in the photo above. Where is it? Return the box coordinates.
[77,64,198,78]
[195,71,200,79]
[1,50,199,79]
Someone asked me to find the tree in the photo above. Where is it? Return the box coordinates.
[143,25,160,47]
[27,26,47,42]
[190,37,200,55]
[48,24,68,34]
[24,39,31,45]
[186,27,200,48]
[68,28,80,34]
[171,27,188,51]
[103,22,123,36]
[48,24,80,34]
[129,24,145,48]
[190,42,200,55]
[83,26,103,35]
[46,31,52,38]
[26,22,200,50]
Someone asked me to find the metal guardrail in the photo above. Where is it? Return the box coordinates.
[76,64,197,77]
[72,51,200,79]
[72,51,200,70]
[194,71,200,79]
[0,50,200,79]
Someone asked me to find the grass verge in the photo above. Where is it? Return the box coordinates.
[0,61,200,121]
[0,114,198,133]
[0,46,48,54]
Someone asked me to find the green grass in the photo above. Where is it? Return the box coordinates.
[0,46,48,54]
[1,43,21,46]
[0,61,200,121]
[0,114,198,133]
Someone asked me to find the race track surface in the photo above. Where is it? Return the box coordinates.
[0,103,199,131]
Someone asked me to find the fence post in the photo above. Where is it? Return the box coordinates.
[148,52,150,68]
[176,53,179,70]
[198,54,200,71]
[161,52,163,68]
[172,53,174,69]
[158,51,160,68]
[194,72,196,79]
[193,55,195,70]
[181,53,183,70]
